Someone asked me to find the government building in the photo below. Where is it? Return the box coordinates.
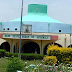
[0,4,72,54]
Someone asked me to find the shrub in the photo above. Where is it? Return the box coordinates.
[0,49,6,57]
[5,52,18,57]
[47,44,72,63]
[21,53,44,60]
[68,61,72,64]
[43,56,57,65]
[6,57,24,72]
[5,53,44,60]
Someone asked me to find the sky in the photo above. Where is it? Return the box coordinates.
[0,0,72,24]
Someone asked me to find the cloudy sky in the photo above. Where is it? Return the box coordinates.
[0,0,72,24]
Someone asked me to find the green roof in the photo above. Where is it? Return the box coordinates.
[11,4,62,23]
[28,4,47,14]
[0,22,2,25]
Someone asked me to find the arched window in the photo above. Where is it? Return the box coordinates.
[67,45,72,48]
[1,42,10,52]
[22,42,40,54]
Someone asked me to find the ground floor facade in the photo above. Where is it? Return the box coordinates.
[0,32,72,54]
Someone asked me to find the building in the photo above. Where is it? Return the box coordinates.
[0,4,72,54]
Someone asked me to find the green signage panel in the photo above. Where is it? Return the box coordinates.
[3,34,51,40]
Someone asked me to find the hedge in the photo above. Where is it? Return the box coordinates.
[0,49,6,57]
[5,52,44,60]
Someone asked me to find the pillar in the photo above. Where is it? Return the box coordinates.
[40,40,43,54]
[64,35,66,47]
[16,43,18,53]
[65,38,66,47]
[10,39,13,53]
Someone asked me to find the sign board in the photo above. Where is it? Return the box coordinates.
[3,34,51,40]
[22,24,32,34]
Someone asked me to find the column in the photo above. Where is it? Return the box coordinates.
[10,39,13,53]
[64,35,66,47]
[40,40,43,54]
[16,43,18,53]
[64,38,66,47]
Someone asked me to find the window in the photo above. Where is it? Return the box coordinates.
[59,30,61,32]
[3,28,5,31]
[15,28,17,30]
[7,28,9,30]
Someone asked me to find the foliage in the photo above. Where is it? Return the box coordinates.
[5,53,44,60]
[6,57,24,72]
[0,49,6,57]
[47,44,72,63]
[43,56,57,65]
[21,53,44,60]
[0,58,72,72]
[0,58,8,72]
[23,60,72,72]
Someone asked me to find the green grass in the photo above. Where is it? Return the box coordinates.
[0,58,41,72]
[0,58,8,72]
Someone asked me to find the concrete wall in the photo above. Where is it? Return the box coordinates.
[2,22,20,32]
[1,22,72,34]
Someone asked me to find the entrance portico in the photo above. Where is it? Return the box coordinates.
[0,32,58,54]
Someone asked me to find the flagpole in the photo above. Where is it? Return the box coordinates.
[18,0,23,60]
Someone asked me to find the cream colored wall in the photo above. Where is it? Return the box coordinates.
[1,38,56,54]
[55,34,71,47]
[1,33,72,54]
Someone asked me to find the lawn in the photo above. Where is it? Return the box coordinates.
[0,57,72,72]
[0,58,8,72]
[0,58,41,72]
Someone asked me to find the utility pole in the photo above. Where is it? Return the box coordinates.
[18,0,23,60]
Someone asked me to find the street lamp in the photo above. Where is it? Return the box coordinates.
[18,0,23,60]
